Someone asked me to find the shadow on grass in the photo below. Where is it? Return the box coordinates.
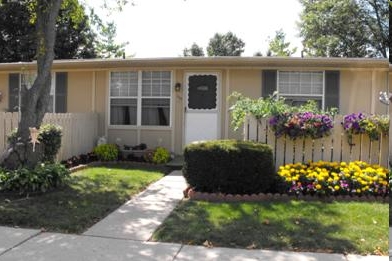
[153,200,362,254]
[0,167,163,234]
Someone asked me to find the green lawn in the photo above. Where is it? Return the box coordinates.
[0,165,164,234]
[153,200,388,256]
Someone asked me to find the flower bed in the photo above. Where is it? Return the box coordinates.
[278,161,388,197]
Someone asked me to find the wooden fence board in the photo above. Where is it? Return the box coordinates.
[0,112,98,161]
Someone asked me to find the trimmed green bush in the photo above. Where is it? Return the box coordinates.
[38,124,62,163]
[153,147,170,164]
[183,140,276,194]
[93,144,119,161]
[0,163,70,194]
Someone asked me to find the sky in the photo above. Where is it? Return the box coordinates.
[91,0,304,58]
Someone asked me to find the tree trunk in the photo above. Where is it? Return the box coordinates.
[0,0,63,170]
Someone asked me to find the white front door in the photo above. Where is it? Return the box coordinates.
[185,73,219,145]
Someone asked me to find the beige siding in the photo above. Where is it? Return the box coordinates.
[107,129,138,147]
[95,71,108,137]
[67,72,93,113]
[140,130,172,151]
[227,69,262,140]
[0,74,7,112]
[340,70,372,114]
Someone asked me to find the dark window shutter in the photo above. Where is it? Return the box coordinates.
[55,72,67,113]
[8,74,20,112]
[262,70,277,98]
[324,71,340,111]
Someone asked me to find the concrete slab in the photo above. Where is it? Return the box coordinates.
[346,255,388,261]
[0,226,40,255]
[83,172,186,241]
[0,233,181,261]
[390,227,391,259]
[174,245,347,261]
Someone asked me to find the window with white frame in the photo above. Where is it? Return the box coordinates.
[110,71,138,125]
[109,71,171,126]
[278,71,324,109]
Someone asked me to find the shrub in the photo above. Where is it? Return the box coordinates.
[152,147,170,164]
[93,144,119,161]
[0,163,70,194]
[183,140,276,194]
[278,161,389,197]
[7,124,62,163]
[38,124,62,163]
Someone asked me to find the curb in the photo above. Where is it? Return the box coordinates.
[186,188,388,203]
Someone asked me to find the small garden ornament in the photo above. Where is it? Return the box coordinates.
[29,127,40,152]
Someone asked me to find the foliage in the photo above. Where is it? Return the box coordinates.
[207,32,245,56]
[298,0,388,58]
[143,150,155,163]
[229,92,289,130]
[278,161,389,197]
[94,21,128,58]
[0,163,70,194]
[38,124,62,163]
[267,29,297,56]
[93,144,119,161]
[183,43,205,56]
[229,92,337,140]
[269,112,334,139]
[0,0,97,62]
[183,140,276,194]
[7,125,62,163]
[152,147,170,164]
[342,113,389,144]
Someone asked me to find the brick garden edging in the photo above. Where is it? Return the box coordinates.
[185,187,388,203]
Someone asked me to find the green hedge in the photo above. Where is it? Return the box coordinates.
[183,140,276,194]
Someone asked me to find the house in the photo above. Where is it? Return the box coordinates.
[0,57,389,155]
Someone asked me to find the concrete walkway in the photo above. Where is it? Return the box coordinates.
[0,171,388,261]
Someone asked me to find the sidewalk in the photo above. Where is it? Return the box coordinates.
[0,171,388,261]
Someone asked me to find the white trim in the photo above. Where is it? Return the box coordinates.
[170,69,175,152]
[137,71,142,126]
[225,69,230,139]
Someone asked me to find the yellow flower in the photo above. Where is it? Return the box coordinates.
[334,185,340,191]
[315,184,322,190]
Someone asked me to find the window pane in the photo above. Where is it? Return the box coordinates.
[142,98,170,126]
[110,72,138,97]
[110,98,137,125]
[142,71,171,97]
[279,71,323,96]
[188,75,217,109]
[282,96,322,109]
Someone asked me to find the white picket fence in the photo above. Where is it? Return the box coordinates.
[0,112,98,161]
[244,115,389,168]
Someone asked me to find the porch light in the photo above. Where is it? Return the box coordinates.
[175,83,181,92]
[29,127,40,152]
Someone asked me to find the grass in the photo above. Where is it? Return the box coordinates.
[152,200,388,256]
[0,165,164,234]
